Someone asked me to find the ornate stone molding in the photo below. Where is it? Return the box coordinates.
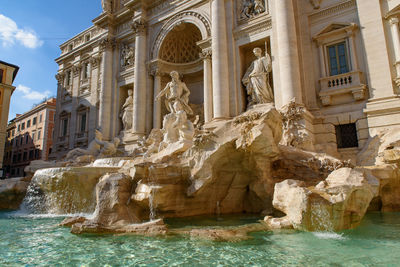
[72,64,82,76]
[131,19,146,34]
[55,73,65,83]
[99,37,116,51]
[199,49,212,60]
[389,17,400,26]
[309,0,356,22]
[233,18,272,40]
[90,55,102,69]
[310,0,322,9]
[238,0,267,22]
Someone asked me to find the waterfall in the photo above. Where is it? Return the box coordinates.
[310,201,334,232]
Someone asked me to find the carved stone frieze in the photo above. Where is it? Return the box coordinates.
[234,19,272,40]
[309,0,356,23]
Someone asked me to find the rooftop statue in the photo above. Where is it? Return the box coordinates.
[242,47,274,107]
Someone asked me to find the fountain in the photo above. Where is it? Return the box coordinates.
[2,70,399,240]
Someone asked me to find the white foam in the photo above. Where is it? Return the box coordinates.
[313,232,346,240]
[6,210,93,219]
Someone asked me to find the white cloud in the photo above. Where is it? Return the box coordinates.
[0,14,43,49]
[16,85,51,100]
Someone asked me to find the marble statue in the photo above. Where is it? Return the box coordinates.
[65,129,120,160]
[101,0,113,13]
[242,47,273,106]
[120,89,133,131]
[156,71,193,115]
[121,45,134,67]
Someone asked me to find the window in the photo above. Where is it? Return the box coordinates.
[85,34,90,42]
[32,131,35,141]
[37,130,41,140]
[327,42,349,76]
[33,117,37,125]
[68,44,73,51]
[23,152,27,161]
[21,122,25,130]
[39,114,43,123]
[11,129,14,137]
[61,118,68,137]
[0,69,3,83]
[11,139,14,146]
[12,155,16,163]
[66,71,71,86]
[79,113,87,132]
[83,63,90,79]
[17,153,21,162]
[25,135,29,144]
[335,123,359,148]
[29,150,34,160]
[27,120,31,128]
[17,125,20,132]
[20,137,23,146]
[7,131,10,138]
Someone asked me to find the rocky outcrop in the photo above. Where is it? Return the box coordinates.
[24,166,120,214]
[265,168,375,231]
[0,177,31,210]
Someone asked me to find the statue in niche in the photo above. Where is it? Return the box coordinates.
[101,0,113,13]
[241,0,265,19]
[120,89,133,131]
[120,45,134,68]
[151,71,195,154]
[242,47,273,106]
[156,71,193,115]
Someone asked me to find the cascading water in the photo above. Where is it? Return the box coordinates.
[310,201,334,232]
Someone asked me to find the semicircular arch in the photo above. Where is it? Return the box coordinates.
[151,11,211,60]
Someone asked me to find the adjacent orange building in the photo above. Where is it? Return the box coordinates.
[3,98,56,177]
[0,60,19,177]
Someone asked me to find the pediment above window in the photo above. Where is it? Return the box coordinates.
[385,4,400,19]
[313,22,358,43]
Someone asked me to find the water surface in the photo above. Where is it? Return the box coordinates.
[0,212,399,266]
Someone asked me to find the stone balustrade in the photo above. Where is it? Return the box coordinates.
[319,71,367,106]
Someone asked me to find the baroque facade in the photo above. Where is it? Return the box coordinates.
[53,0,400,162]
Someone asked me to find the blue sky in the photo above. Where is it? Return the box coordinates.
[0,0,102,120]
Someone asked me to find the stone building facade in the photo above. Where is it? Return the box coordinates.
[3,98,56,177]
[0,60,19,174]
[53,0,400,162]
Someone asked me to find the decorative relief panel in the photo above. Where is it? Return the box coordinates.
[238,0,267,22]
[120,44,135,69]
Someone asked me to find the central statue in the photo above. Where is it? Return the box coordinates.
[156,71,193,115]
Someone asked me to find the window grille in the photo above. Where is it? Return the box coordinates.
[335,123,358,148]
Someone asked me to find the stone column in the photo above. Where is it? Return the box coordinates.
[356,0,394,99]
[274,0,303,106]
[98,37,114,140]
[200,49,213,122]
[347,31,359,71]
[69,64,81,148]
[152,70,162,129]
[389,17,400,83]
[211,0,230,119]
[131,19,147,136]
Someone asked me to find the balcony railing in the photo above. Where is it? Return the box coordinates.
[319,71,367,106]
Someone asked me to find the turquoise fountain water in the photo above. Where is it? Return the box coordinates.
[1,211,400,266]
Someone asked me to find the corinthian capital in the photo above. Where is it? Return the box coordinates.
[131,19,146,34]
[55,73,65,83]
[199,49,212,60]
[99,37,116,51]
[389,17,400,26]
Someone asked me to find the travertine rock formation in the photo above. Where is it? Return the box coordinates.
[24,166,119,214]
[265,168,375,231]
[0,177,31,210]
